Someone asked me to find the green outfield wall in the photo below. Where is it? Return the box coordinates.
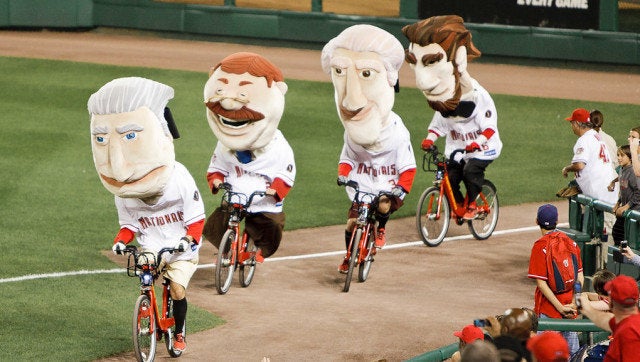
[1,0,638,65]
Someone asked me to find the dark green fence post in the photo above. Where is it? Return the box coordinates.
[311,0,322,12]
[399,0,418,19]
[599,0,618,31]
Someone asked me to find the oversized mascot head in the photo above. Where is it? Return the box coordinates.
[321,24,404,148]
[87,77,176,199]
[402,15,481,113]
[204,52,288,151]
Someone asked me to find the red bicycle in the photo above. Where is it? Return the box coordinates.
[123,245,183,362]
[416,146,499,247]
[214,183,267,295]
[339,180,390,293]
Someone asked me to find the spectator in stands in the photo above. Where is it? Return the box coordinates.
[627,126,640,177]
[460,340,500,362]
[592,110,618,263]
[526,331,569,362]
[450,324,485,362]
[579,274,640,360]
[584,268,616,311]
[492,335,528,362]
[562,108,618,207]
[528,204,584,356]
[481,307,536,362]
[621,244,640,267]
[610,145,640,245]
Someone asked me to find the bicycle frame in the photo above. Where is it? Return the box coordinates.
[424,150,491,220]
[346,191,377,265]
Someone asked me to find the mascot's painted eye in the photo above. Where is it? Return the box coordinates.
[334,67,344,76]
[216,88,224,95]
[124,132,137,141]
[361,70,371,78]
[95,135,106,144]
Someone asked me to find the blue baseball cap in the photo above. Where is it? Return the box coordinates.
[537,204,558,228]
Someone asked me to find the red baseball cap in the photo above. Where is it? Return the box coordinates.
[453,324,484,344]
[605,275,639,306]
[526,331,569,362]
[565,108,590,123]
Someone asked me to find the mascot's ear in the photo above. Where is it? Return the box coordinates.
[454,46,468,75]
[275,81,288,96]
[165,107,180,139]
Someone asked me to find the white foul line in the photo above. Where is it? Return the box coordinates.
[0,224,549,284]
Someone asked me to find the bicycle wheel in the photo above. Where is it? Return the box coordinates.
[215,229,236,295]
[132,294,157,362]
[163,291,183,358]
[239,236,256,288]
[416,186,451,247]
[358,228,375,282]
[468,180,499,240]
[342,228,361,293]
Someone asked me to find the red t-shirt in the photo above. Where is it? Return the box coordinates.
[527,231,583,319]
[605,313,640,362]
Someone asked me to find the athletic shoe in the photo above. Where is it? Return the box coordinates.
[173,333,186,352]
[463,203,478,220]
[255,249,264,264]
[338,258,349,274]
[374,228,386,248]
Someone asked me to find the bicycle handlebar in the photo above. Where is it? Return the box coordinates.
[123,245,179,271]
[338,180,393,203]
[422,145,467,172]
[221,185,268,209]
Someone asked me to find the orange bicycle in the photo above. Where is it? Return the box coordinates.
[416,146,499,247]
[123,245,184,362]
[214,183,267,295]
[339,180,390,293]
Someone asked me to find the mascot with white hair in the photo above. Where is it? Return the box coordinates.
[321,25,417,274]
[87,77,204,354]
[402,15,502,220]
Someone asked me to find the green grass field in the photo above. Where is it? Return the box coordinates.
[1,56,639,360]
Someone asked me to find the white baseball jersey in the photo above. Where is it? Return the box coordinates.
[115,162,205,263]
[207,129,296,213]
[428,79,502,162]
[340,112,416,201]
[572,129,619,205]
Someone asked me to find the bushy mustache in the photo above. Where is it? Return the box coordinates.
[205,100,265,121]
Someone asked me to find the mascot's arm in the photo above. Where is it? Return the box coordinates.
[186,219,204,244]
[206,171,226,194]
[114,228,135,245]
[397,168,416,193]
[338,163,352,177]
[269,178,292,202]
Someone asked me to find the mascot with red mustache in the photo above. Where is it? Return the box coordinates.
[202,52,296,263]
[321,25,417,273]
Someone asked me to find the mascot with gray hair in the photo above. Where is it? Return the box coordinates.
[87,77,204,354]
[321,25,417,274]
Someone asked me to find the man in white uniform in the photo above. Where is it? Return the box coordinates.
[202,52,296,262]
[402,16,502,220]
[88,77,205,353]
[562,108,618,205]
[321,24,417,273]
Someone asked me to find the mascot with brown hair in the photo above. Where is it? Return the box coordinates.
[403,16,502,220]
[202,52,296,265]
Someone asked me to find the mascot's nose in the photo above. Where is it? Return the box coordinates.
[343,72,367,111]
[108,141,132,181]
[219,97,244,111]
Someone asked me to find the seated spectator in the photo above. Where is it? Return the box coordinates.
[460,340,500,362]
[579,275,640,360]
[481,307,537,361]
[526,331,570,362]
[584,268,616,311]
[450,324,485,362]
[611,145,640,245]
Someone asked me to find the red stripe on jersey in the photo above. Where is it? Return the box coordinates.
[114,228,135,244]
[186,219,204,244]
[338,163,353,177]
